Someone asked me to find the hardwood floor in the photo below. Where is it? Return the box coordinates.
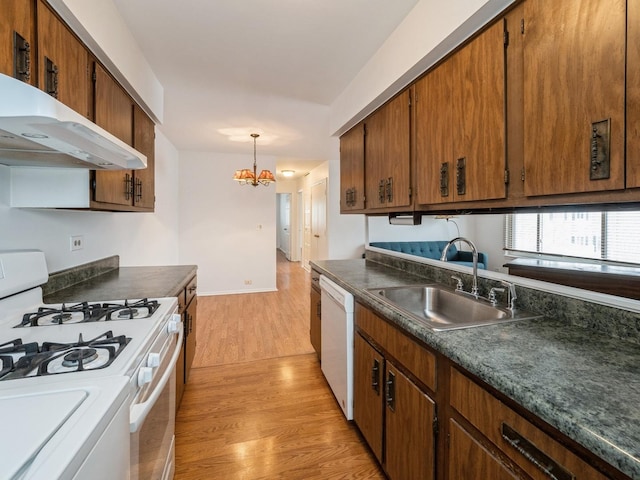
[175,252,385,480]
[192,251,314,368]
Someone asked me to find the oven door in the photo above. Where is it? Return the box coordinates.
[129,321,183,480]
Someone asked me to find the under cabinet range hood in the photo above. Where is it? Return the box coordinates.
[0,74,146,170]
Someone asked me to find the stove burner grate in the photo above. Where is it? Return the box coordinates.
[0,331,131,380]
[102,298,160,320]
[18,302,103,327]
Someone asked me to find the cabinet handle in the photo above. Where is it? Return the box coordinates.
[371,358,380,394]
[13,32,31,82]
[44,57,59,99]
[316,300,321,318]
[440,162,449,197]
[188,285,197,293]
[378,180,386,204]
[135,178,143,202]
[501,423,575,480]
[124,173,133,200]
[456,157,466,195]
[590,119,610,180]
[386,177,393,203]
[385,370,396,411]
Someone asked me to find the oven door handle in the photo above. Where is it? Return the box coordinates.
[130,323,183,433]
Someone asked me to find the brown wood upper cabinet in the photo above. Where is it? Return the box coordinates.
[0,0,34,84]
[339,122,365,212]
[627,0,640,189]
[92,63,155,211]
[37,0,89,118]
[364,90,411,211]
[415,19,507,205]
[522,0,626,197]
[132,104,155,210]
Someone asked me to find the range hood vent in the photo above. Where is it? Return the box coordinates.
[0,74,146,170]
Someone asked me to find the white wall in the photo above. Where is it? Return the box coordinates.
[368,215,471,244]
[0,130,180,273]
[178,151,277,296]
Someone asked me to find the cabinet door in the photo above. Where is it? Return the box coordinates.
[309,287,321,359]
[37,0,89,117]
[415,20,506,205]
[354,333,384,463]
[415,59,454,205]
[523,0,625,196]
[93,62,134,206]
[365,90,411,210]
[385,361,435,480]
[453,20,506,202]
[628,0,640,189]
[132,105,155,210]
[0,0,34,84]
[448,419,518,480]
[339,123,365,211]
[184,297,197,383]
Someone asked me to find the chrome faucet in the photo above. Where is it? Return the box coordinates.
[441,237,479,298]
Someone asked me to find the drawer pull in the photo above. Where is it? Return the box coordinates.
[371,358,380,394]
[501,423,575,480]
[385,370,395,411]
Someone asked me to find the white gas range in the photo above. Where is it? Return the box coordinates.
[0,250,182,480]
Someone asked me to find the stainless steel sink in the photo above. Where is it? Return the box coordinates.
[368,285,543,331]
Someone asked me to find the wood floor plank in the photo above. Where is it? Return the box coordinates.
[175,354,385,479]
[176,253,384,479]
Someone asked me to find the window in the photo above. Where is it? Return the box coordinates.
[505,211,640,265]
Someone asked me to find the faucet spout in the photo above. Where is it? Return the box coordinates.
[441,237,479,297]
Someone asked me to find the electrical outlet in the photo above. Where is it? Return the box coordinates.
[244,280,252,285]
[70,235,84,251]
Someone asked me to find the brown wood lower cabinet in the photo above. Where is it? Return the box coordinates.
[449,367,610,480]
[176,274,197,411]
[385,360,435,480]
[353,303,627,480]
[354,305,436,480]
[309,277,321,360]
[448,418,518,479]
[354,333,384,462]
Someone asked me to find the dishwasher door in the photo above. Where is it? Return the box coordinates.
[319,275,354,420]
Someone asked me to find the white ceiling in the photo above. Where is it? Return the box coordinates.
[111,0,418,178]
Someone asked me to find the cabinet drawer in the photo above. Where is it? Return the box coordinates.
[450,368,609,480]
[356,304,436,391]
[185,275,197,306]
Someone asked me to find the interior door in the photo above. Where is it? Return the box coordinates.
[277,193,291,260]
[310,179,327,262]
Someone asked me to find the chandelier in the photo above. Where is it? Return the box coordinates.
[232,133,275,187]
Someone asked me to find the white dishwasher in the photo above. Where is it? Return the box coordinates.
[320,274,354,420]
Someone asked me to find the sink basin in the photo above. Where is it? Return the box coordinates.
[368,285,543,331]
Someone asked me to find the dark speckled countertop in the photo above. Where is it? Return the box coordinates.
[312,257,640,479]
[43,265,197,303]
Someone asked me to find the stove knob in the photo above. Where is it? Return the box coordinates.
[138,367,153,387]
[172,313,181,322]
[167,319,180,334]
[147,352,161,368]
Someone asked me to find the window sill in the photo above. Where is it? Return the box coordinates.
[504,258,640,300]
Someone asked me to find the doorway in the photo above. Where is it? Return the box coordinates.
[276,193,292,260]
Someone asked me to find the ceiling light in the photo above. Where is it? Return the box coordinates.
[232,133,275,187]
[282,170,295,178]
